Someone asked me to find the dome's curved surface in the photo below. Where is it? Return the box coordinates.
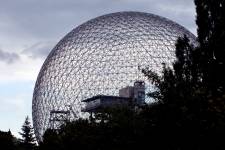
[32,11,196,141]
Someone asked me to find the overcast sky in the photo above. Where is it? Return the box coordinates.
[0,0,197,137]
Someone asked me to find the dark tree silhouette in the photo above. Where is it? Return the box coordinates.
[194,1,225,144]
[0,130,17,150]
[195,0,225,95]
[19,116,36,150]
[39,129,63,150]
[142,0,225,149]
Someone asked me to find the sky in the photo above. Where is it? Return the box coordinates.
[0,0,197,137]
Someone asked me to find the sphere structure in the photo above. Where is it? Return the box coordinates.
[32,11,196,141]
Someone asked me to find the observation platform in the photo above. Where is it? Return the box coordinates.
[82,81,146,113]
[81,95,132,112]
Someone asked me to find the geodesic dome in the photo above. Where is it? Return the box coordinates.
[32,11,196,141]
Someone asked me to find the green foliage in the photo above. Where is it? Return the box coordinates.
[19,116,36,150]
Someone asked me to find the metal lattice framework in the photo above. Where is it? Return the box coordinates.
[32,11,196,141]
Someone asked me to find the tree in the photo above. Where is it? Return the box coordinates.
[0,130,16,150]
[142,0,225,149]
[39,107,149,150]
[194,0,225,141]
[142,36,204,149]
[143,35,199,105]
[195,0,225,95]
[39,129,63,150]
[19,116,36,150]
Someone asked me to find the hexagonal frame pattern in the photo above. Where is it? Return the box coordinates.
[32,12,196,141]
